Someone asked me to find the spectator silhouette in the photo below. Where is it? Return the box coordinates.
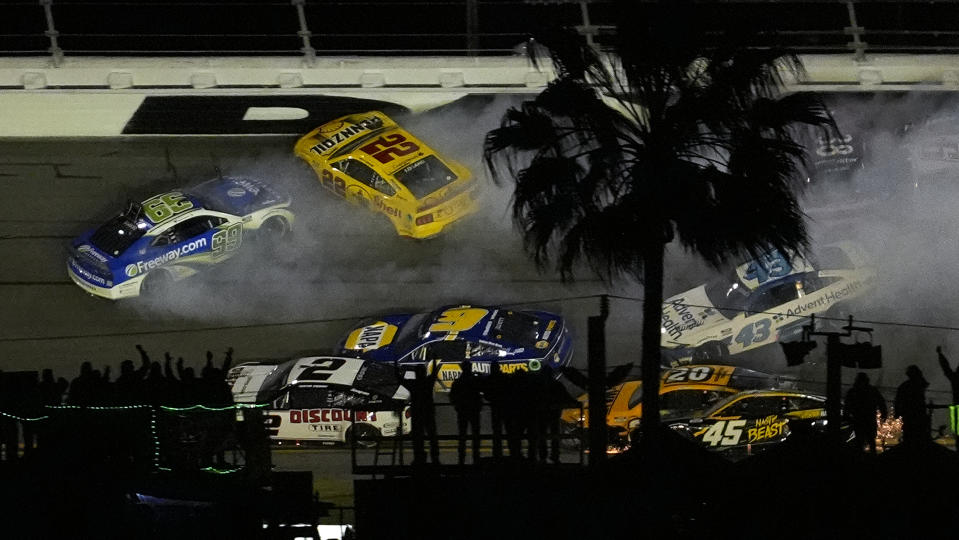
[844,372,888,453]
[403,360,440,465]
[540,365,577,463]
[143,361,168,406]
[504,369,531,460]
[449,359,483,465]
[201,348,234,406]
[483,359,508,459]
[68,361,96,406]
[894,364,931,446]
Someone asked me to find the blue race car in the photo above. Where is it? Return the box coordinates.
[339,305,574,391]
[67,176,294,299]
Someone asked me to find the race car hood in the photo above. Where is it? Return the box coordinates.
[295,111,393,158]
[340,314,412,362]
[660,287,729,347]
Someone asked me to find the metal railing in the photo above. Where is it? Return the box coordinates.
[7,1,959,67]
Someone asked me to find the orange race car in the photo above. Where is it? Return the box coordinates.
[294,111,478,239]
[560,364,796,449]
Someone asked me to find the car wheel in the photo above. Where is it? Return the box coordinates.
[139,270,172,298]
[259,216,291,244]
[692,341,729,362]
[345,424,380,449]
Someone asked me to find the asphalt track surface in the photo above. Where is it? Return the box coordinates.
[0,135,658,373]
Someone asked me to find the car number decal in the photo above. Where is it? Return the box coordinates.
[360,133,421,164]
[142,192,194,224]
[665,365,713,383]
[428,308,489,334]
[297,357,347,382]
[742,250,793,285]
[734,318,772,349]
[700,419,747,446]
[212,223,242,257]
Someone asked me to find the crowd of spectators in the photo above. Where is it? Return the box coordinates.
[0,345,236,462]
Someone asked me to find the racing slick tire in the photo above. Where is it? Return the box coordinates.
[259,216,292,244]
[139,270,172,298]
[692,341,729,363]
[345,424,380,449]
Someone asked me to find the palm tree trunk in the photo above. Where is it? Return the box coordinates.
[640,240,665,445]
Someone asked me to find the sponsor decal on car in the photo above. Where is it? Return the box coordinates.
[782,279,869,317]
[289,408,377,423]
[344,322,398,351]
[662,298,701,340]
[76,245,107,263]
[125,237,208,277]
[309,116,384,155]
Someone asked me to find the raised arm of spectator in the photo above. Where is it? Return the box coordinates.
[176,357,185,379]
[135,344,151,368]
[938,346,955,379]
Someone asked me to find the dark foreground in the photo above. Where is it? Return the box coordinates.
[0,428,955,539]
[356,430,959,540]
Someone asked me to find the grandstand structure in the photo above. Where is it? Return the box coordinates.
[2,1,959,92]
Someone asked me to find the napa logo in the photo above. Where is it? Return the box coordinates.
[345,322,397,351]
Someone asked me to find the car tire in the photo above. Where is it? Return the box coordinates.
[345,424,380,449]
[259,216,291,244]
[139,270,172,298]
[692,341,729,362]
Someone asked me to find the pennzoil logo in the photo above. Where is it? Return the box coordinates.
[345,322,397,351]
[309,116,384,155]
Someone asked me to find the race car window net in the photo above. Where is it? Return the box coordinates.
[288,386,382,410]
[89,212,147,257]
[334,159,395,196]
[354,361,404,400]
[660,390,733,421]
[702,270,750,319]
[393,155,457,199]
[719,396,786,418]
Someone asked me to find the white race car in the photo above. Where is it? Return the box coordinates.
[227,356,411,446]
[661,242,875,362]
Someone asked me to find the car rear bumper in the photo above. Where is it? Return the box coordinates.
[67,259,132,300]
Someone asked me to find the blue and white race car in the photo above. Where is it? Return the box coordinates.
[339,305,574,391]
[67,176,294,299]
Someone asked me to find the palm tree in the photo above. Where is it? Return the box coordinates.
[483,4,836,449]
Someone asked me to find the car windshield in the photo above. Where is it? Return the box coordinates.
[88,201,148,256]
[354,361,403,399]
[489,311,542,348]
[393,313,431,354]
[393,155,458,198]
[287,384,375,410]
[702,268,750,319]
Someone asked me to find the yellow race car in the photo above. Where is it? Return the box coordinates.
[294,111,478,239]
[560,364,795,448]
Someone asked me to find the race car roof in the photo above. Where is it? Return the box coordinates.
[341,306,564,361]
